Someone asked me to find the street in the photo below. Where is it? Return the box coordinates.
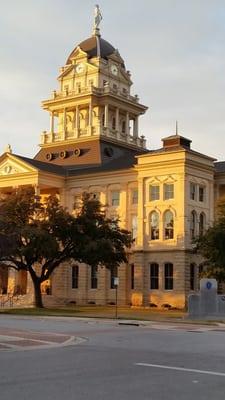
[0,316,225,399]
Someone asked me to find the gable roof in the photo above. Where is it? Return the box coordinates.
[14,155,67,176]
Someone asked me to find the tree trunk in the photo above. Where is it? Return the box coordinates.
[32,278,44,308]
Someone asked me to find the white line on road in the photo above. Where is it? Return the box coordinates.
[135,363,225,377]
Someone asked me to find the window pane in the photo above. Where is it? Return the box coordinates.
[190,264,195,291]
[150,263,159,289]
[132,189,138,204]
[164,211,174,239]
[150,185,160,201]
[164,184,174,200]
[190,211,197,239]
[131,215,138,240]
[199,186,204,202]
[91,265,98,289]
[72,265,79,289]
[199,213,205,236]
[165,263,173,290]
[190,183,196,200]
[150,212,159,240]
[111,191,120,206]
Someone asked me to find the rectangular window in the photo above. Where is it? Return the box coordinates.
[165,263,173,290]
[111,190,120,206]
[190,264,195,291]
[190,183,197,201]
[88,79,94,86]
[131,215,138,240]
[164,184,174,200]
[199,186,205,202]
[150,185,160,201]
[72,265,79,289]
[131,264,135,290]
[110,266,118,289]
[76,82,81,93]
[132,189,138,204]
[150,263,159,289]
[91,265,98,289]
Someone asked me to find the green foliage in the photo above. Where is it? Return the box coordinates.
[0,188,132,307]
[195,199,225,282]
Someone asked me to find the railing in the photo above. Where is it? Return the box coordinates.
[47,85,139,104]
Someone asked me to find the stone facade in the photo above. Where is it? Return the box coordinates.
[0,13,225,309]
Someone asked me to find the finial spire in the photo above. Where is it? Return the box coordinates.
[175,120,178,136]
[93,4,102,36]
[4,144,12,154]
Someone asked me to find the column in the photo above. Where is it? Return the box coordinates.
[104,104,109,131]
[133,116,139,138]
[116,107,120,139]
[126,111,130,137]
[88,102,93,135]
[50,112,54,134]
[63,108,67,140]
[137,178,144,248]
[75,105,79,138]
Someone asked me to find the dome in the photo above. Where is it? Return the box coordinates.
[66,36,116,64]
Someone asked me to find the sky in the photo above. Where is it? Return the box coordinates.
[0,0,225,160]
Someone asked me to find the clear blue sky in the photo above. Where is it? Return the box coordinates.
[1,0,225,160]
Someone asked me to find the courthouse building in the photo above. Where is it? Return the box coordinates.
[0,11,225,308]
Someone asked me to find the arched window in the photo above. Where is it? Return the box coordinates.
[150,211,159,240]
[199,212,205,236]
[164,210,174,240]
[112,117,116,130]
[131,215,138,240]
[190,210,197,239]
[122,120,126,133]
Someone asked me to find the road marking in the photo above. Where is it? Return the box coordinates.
[135,363,225,377]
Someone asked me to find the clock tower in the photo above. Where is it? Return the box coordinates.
[35,6,148,166]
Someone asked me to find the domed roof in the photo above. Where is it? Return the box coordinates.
[66,35,116,64]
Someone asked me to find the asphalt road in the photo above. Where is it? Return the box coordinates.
[0,316,225,400]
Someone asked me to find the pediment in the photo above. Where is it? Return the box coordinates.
[0,155,37,177]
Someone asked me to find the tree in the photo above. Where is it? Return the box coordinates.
[195,199,225,282]
[0,188,132,307]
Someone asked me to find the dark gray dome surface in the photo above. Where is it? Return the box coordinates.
[67,36,115,64]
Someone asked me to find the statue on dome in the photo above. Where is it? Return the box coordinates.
[93,5,102,32]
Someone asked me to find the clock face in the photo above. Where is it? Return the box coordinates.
[75,63,84,74]
[111,64,118,76]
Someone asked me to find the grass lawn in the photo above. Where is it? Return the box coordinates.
[0,305,187,321]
